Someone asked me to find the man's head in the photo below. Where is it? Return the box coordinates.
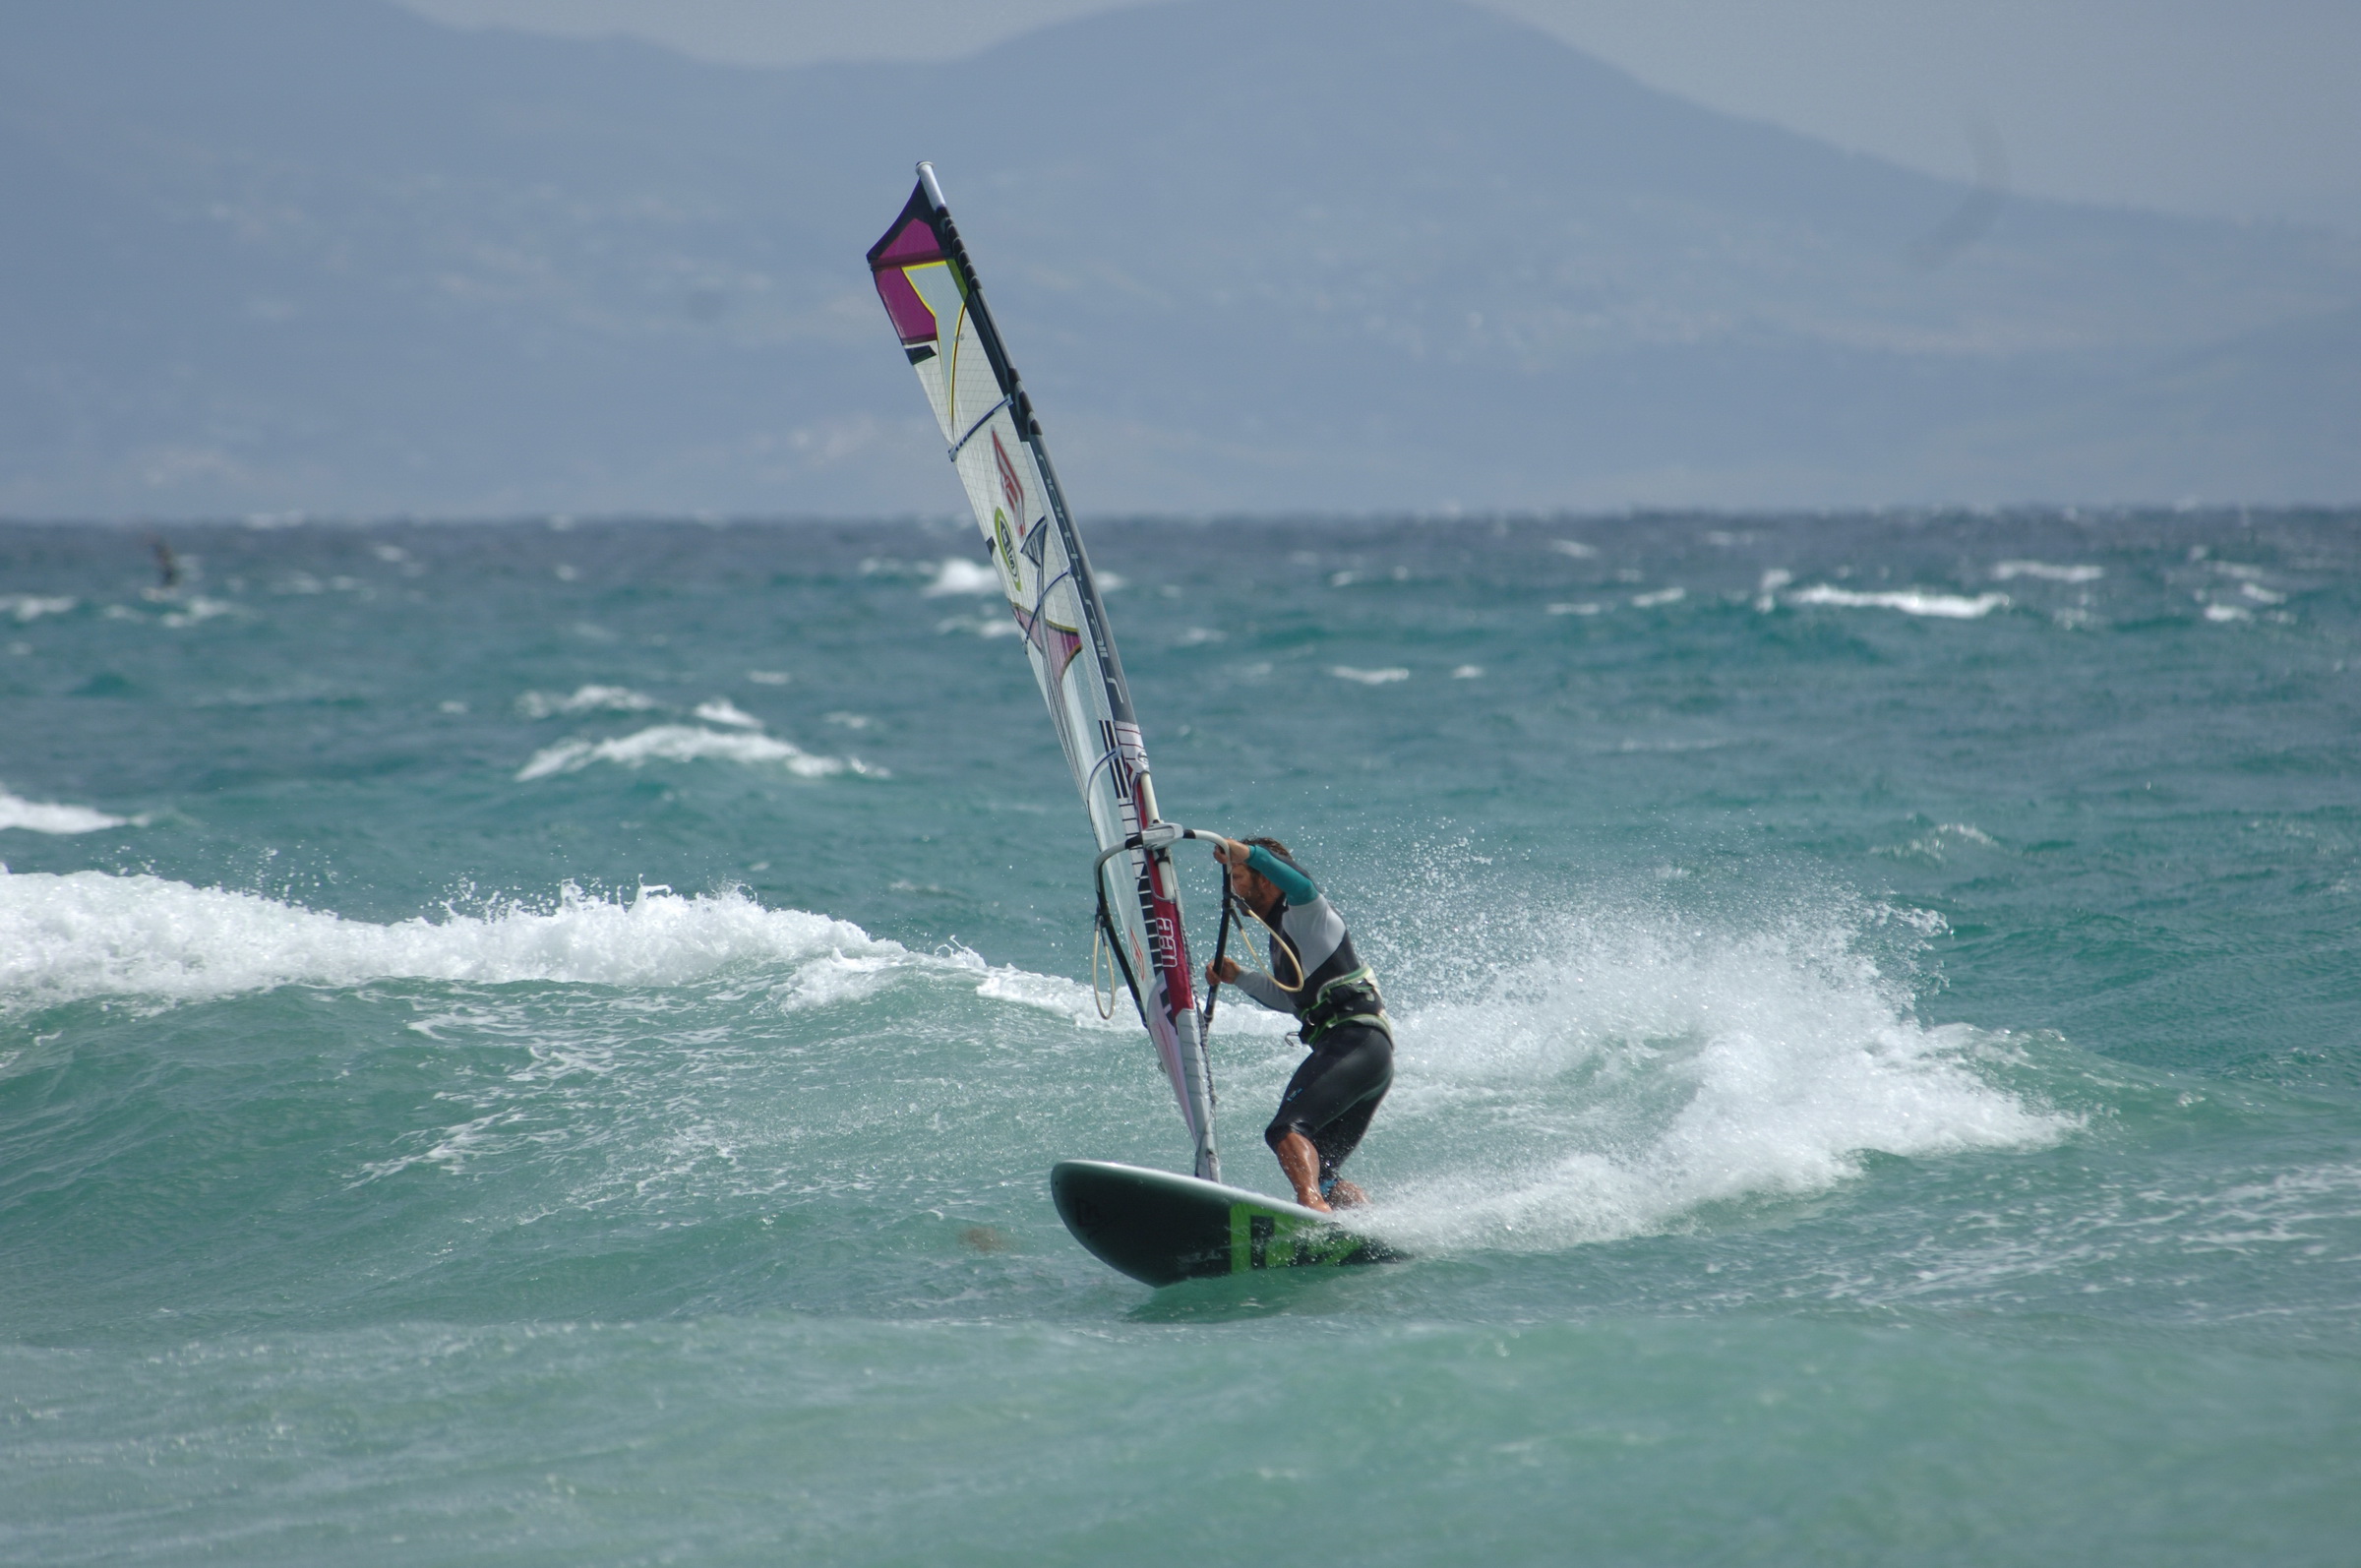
[1226,835,1294,915]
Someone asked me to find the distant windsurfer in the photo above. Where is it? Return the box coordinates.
[1203,836,1392,1212]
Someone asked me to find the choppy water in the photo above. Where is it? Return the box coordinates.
[3,511,2357,1564]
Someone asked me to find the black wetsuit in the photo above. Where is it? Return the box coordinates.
[1230,846,1393,1195]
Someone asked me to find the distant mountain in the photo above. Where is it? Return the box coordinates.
[2,0,2355,517]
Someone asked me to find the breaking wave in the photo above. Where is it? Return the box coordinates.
[0,871,1095,1021]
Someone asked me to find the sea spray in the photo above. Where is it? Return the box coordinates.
[1346,880,2072,1251]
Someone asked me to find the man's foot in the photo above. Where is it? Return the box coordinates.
[1325,1179,1368,1209]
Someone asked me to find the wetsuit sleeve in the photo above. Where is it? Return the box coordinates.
[1244,844,1317,906]
[1231,969,1294,1012]
[1278,897,1348,980]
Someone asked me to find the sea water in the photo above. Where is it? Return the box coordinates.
[2,512,2355,1564]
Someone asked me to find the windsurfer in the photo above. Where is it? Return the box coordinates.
[1203,836,1393,1213]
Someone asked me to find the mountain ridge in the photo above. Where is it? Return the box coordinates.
[1,0,2354,516]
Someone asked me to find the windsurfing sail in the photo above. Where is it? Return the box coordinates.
[867,163,1220,1182]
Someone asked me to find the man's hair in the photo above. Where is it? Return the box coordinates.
[1242,835,1292,861]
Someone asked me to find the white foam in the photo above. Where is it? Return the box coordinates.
[0,874,1080,1018]
[1788,585,2011,619]
[1,595,76,623]
[515,685,659,720]
[1547,602,1603,616]
[1364,894,2069,1252]
[0,790,133,834]
[515,725,878,781]
[1630,586,1685,608]
[2204,603,2252,623]
[1992,560,2104,583]
[920,557,1000,596]
[693,698,762,729]
[1549,539,1597,559]
[1330,666,1411,685]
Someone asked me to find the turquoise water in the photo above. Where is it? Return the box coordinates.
[3,512,2356,1563]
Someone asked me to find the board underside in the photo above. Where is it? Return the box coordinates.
[1051,1160,1398,1287]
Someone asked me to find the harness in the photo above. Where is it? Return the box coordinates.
[1299,963,1390,1045]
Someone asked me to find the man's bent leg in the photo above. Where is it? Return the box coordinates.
[1265,1025,1394,1212]
[1272,1130,1329,1211]
[1312,1090,1386,1207]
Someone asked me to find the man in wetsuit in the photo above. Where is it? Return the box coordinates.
[1203,836,1392,1213]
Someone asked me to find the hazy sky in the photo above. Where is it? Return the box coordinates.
[393,0,2361,233]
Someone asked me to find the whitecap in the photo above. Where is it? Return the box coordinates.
[515,725,878,781]
[1330,666,1411,685]
[2,595,78,623]
[936,614,1022,638]
[158,596,241,628]
[1787,585,2010,619]
[1992,561,2104,583]
[920,557,1000,596]
[0,789,134,834]
[1630,586,1685,608]
[693,698,762,729]
[515,685,659,720]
